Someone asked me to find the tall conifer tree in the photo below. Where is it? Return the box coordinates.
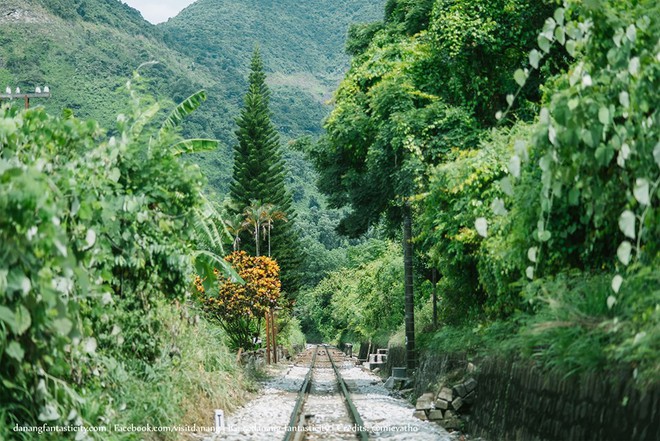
[230,47,301,294]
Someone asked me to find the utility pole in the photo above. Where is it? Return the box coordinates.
[0,86,51,109]
[403,200,416,371]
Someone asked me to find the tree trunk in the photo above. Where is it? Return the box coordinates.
[265,311,271,364]
[255,223,260,256]
[432,268,438,329]
[403,202,415,371]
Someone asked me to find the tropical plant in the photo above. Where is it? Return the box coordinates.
[0,67,243,437]
[195,251,282,350]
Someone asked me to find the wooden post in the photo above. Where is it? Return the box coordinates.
[265,313,271,365]
[432,268,438,329]
[403,201,416,370]
[272,309,277,364]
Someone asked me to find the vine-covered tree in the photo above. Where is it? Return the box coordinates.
[230,47,301,294]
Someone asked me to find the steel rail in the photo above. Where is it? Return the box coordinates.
[326,345,369,441]
[283,345,319,441]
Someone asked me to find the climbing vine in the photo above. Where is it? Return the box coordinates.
[486,1,660,311]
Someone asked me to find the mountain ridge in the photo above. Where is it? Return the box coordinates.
[0,0,385,193]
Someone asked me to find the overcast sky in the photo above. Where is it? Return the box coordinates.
[122,0,197,24]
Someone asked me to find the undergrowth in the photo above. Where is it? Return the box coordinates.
[421,264,660,388]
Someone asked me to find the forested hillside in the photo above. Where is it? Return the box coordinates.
[301,0,660,386]
[0,0,384,194]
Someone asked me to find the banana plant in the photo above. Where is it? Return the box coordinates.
[158,90,219,156]
[125,71,243,287]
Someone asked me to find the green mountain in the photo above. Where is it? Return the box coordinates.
[0,0,385,193]
[161,0,385,138]
[0,0,212,124]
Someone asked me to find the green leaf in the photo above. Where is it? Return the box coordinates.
[14,305,31,335]
[160,90,207,135]
[526,266,534,280]
[475,218,488,237]
[193,250,244,285]
[171,139,219,156]
[5,341,24,361]
[554,26,565,45]
[508,155,521,178]
[598,107,610,125]
[84,228,97,249]
[618,210,636,239]
[538,230,552,242]
[595,146,614,166]
[514,69,528,87]
[109,167,120,182]
[538,34,551,53]
[52,318,73,336]
[633,179,650,205]
[611,275,623,293]
[83,338,97,354]
[654,142,660,168]
[130,102,160,138]
[7,270,31,296]
[607,295,617,309]
[491,198,507,216]
[617,241,632,266]
[553,8,565,25]
[0,306,16,331]
[529,49,541,69]
[0,269,7,293]
[500,177,514,195]
[628,57,640,77]
[569,187,580,205]
[566,40,577,57]
[527,247,538,263]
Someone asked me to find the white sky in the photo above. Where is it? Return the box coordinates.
[122,0,197,24]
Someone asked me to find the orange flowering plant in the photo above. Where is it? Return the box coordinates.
[195,251,281,349]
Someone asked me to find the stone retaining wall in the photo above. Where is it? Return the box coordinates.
[469,358,660,441]
[412,350,660,440]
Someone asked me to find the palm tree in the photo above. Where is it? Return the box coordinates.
[260,204,287,257]
[242,200,268,256]
[223,214,245,252]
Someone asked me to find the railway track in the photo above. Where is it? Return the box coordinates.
[284,345,368,441]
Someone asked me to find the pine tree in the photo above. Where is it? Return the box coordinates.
[230,47,301,294]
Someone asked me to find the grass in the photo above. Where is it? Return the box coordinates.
[93,301,255,440]
[419,266,660,388]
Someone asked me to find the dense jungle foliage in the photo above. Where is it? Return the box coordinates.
[301,0,659,386]
[0,72,257,439]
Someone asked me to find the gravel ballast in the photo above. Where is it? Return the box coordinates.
[206,358,451,440]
